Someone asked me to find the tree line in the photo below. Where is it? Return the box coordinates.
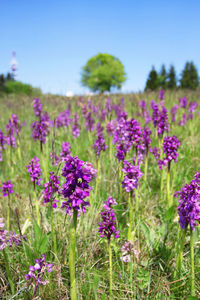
[145,62,199,91]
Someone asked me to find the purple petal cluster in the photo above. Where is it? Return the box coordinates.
[179,97,187,108]
[178,113,187,126]
[98,196,120,240]
[0,218,22,250]
[25,254,53,293]
[33,98,42,117]
[1,181,13,197]
[142,127,152,155]
[170,105,179,122]
[26,156,42,186]
[120,240,139,263]
[55,109,71,128]
[188,101,198,113]
[157,106,169,137]
[163,136,180,166]
[60,142,71,161]
[106,120,116,137]
[175,173,200,230]
[72,113,80,138]
[31,119,50,144]
[0,130,7,150]
[158,90,165,100]
[93,123,107,157]
[85,112,95,132]
[43,172,60,208]
[122,160,143,193]
[61,156,96,214]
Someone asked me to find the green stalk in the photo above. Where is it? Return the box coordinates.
[50,203,57,256]
[176,227,187,274]
[128,193,133,241]
[108,240,112,299]
[33,188,40,227]
[190,228,195,296]
[3,249,15,295]
[144,152,148,181]
[69,210,77,300]
[7,195,10,231]
[135,188,139,213]
[109,136,112,162]
[167,163,172,207]
[94,159,100,206]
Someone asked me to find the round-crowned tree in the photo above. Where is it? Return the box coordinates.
[81,53,126,93]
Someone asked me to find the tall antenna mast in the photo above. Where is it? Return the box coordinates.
[11,51,18,79]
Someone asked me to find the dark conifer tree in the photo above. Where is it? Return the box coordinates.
[167,65,177,89]
[180,61,199,89]
[145,66,159,91]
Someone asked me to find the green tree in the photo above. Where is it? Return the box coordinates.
[167,65,177,89]
[158,64,167,88]
[145,66,159,91]
[180,61,199,89]
[81,53,126,93]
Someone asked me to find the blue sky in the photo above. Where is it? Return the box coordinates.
[1,0,200,95]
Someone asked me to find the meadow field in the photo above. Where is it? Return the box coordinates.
[1,90,200,299]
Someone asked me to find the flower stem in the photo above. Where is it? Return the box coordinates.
[167,164,172,207]
[176,227,187,274]
[128,193,133,241]
[108,240,112,299]
[190,228,195,296]
[93,159,100,206]
[144,153,148,181]
[7,195,10,231]
[3,249,15,295]
[50,203,57,256]
[33,189,40,227]
[69,210,77,300]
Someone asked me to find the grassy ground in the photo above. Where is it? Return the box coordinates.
[1,90,200,299]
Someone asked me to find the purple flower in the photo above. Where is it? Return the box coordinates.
[150,147,161,160]
[179,97,187,108]
[188,101,198,113]
[6,114,21,136]
[93,135,107,157]
[157,106,169,137]
[1,181,13,197]
[43,172,60,208]
[162,136,180,167]
[151,101,160,128]
[72,113,80,138]
[98,196,120,240]
[142,127,152,155]
[120,240,139,263]
[175,173,200,230]
[49,151,60,166]
[60,142,71,161]
[158,90,165,101]
[61,156,96,214]
[31,119,50,144]
[55,109,71,128]
[26,156,42,186]
[122,161,143,193]
[85,112,95,132]
[0,218,23,250]
[0,218,8,250]
[0,130,7,150]
[25,254,53,295]
[106,98,111,114]
[106,120,116,137]
[170,105,179,122]
[178,113,187,126]
[33,98,43,117]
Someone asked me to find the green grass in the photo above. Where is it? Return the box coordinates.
[1,90,200,299]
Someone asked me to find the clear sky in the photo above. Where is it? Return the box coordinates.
[1,0,200,95]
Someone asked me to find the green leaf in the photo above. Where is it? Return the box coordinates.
[165,206,175,221]
[140,221,155,248]
[185,296,198,300]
